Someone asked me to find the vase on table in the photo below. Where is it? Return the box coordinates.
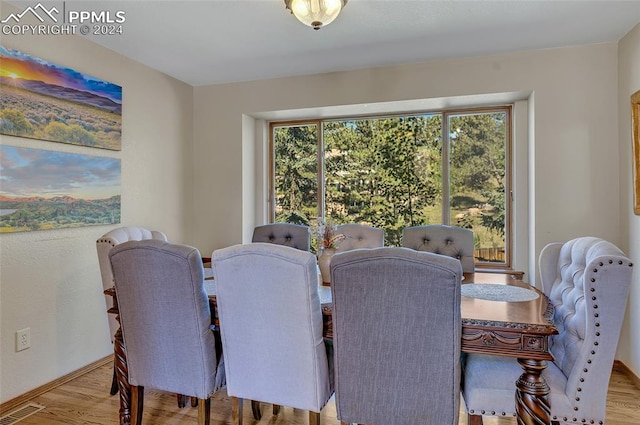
[318,248,336,286]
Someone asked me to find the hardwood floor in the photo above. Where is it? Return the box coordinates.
[6,360,640,425]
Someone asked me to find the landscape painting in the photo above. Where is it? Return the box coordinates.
[0,145,121,233]
[0,45,122,150]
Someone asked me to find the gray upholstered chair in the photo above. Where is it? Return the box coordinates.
[251,223,311,251]
[212,243,333,425]
[334,223,384,252]
[330,247,463,425]
[109,240,221,425]
[462,237,633,425]
[402,224,475,273]
[96,226,168,395]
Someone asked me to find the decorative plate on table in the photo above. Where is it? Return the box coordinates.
[461,283,539,302]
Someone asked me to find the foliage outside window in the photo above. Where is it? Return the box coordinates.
[270,106,512,267]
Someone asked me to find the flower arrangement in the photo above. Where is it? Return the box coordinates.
[316,217,346,250]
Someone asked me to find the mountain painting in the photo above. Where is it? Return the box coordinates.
[0,45,122,150]
[0,145,121,233]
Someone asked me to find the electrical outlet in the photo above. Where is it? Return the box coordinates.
[16,328,31,351]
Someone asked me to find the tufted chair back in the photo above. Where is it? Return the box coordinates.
[335,223,384,252]
[462,237,633,425]
[96,226,168,342]
[540,237,633,422]
[251,223,310,251]
[402,225,475,273]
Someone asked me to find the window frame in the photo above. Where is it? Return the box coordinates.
[268,105,513,270]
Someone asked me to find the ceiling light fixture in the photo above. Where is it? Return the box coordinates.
[284,0,348,30]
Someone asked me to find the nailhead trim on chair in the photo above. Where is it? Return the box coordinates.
[97,239,117,248]
[97,239,117,281]
[561,259,632,425]
[468,410,515,417]
[472,259,633,425]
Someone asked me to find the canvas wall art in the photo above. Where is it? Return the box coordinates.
[0,45,122,150]
[0,145,121,233]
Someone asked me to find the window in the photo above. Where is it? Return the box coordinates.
[270,106,512,268]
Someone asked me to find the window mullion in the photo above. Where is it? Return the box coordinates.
[442,112,451,225]
[317,121,325,220]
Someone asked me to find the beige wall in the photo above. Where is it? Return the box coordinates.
[193,43,622,265]
[617,23,640,377]
[0,2,194,402]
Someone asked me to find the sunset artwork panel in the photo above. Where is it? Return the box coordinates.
[0,145,121,233]
[0,45,122,150]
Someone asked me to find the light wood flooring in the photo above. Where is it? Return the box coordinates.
[6,360,640,425]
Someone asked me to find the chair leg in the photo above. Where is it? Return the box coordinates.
[468,414,483,425]
[232,397,243,425]
[197,397,211,425]
[110,364,119,395]
[130,385,144,425]
[251,400,262,420]
[191,397,199,407]
[309,411,320,425]
[177,393,187,408]
[273,404,281,415]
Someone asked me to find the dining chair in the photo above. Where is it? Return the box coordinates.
[96,225,168,395]
[334,223,384,252]
[251,222,311,251]
[109,239,222,425]
[402,224,475,273]
[330,247,463,425]
[212,243,333,425]
[462,237,633,425]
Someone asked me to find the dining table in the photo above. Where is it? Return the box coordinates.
[456,272,558,425]
[108,269,557,425]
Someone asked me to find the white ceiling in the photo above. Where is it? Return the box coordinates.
[7,1,640,86]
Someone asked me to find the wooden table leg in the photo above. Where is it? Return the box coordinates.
[114,327,131,425]
[251,400,262,420]
[515,358,551,425]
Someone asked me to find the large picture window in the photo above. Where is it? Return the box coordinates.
[270,106,512,268]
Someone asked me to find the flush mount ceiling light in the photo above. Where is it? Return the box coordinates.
[284,0,348,30]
